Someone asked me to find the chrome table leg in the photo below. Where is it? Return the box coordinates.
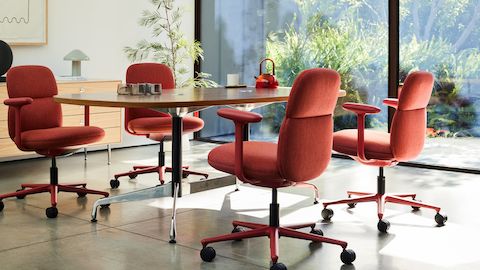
[169,182,179,243]
[107,144,112,165]
[91,183,172,222]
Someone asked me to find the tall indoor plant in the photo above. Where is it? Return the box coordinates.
[125,0,216,88]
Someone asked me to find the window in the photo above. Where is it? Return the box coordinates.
[197,0,480,171]
[400,0,480,169]
[199,0,388,142]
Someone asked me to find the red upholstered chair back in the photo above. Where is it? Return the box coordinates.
[277,68,340,182]
[6,65,62,142]
[390,71,434,161]
[124,63,175,133]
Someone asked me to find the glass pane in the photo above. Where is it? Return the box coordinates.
[200,0,389,142]
[400,0,480,169]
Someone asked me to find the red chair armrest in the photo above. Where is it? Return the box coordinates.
[4,97,33,107]
[383,98,398,109]
[342,102,381,115]
[216,108,261,184]
[342,102,381,162]
[3,98,33,146]
[217,108,263,124]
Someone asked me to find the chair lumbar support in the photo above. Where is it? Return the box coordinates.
[321,167,448,233]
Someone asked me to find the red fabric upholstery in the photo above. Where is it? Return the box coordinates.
[21,126,105,150]
[208,68,340,186]
[390,109,427,161]
[125,63,175,125]
[127,115,204,137]
[208,142,286,187]
[285,68,340,118]
[333,129,393,160]
[390,71,434,161]
[4,97,33,107]
[5,65,105,155]
[277,68,340,182]
[217,108,263,124]
[333,71,434,163]
[7,66,58,98]
[397,71,434,110]
[342,102,381,114]
[8,98,62,140]
[7,66,62,140]
[383,98,398,109]
[277,116,334,181]
[124,63,204,140]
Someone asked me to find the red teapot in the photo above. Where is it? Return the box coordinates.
[255,58,279,89]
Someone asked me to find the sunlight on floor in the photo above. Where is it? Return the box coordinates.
[380,215,480,267]
[321,202,480,268]
[147,185,309,219]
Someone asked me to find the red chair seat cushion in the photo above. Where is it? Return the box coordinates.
[208,141,289,187]
[333,129,394,160]
[21,126,105,151]
[127,116,204,138]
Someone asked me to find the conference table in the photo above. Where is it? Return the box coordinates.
[54,86,346,243]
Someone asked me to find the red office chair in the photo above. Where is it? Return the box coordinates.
[200,69,355,270]
[109,63,208,189]
[321,71,448,232]
[0,65,109,218]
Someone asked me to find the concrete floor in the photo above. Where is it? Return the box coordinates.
[0,142,479,270]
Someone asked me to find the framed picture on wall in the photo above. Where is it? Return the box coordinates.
[0,0,48,45]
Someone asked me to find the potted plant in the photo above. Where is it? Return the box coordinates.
[124,0,217,88]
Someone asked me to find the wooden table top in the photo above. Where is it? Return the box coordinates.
[54,86,346,109]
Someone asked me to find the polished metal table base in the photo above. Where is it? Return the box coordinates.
[90,175,236,241]
[91,183,173,222]
[169,182,179,243]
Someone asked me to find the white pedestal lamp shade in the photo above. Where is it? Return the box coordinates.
[64,50,89,76]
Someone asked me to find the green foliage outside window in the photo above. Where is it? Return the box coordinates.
[264,0,480,137]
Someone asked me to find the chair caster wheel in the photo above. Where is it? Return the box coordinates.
[377,219,390,233]
[110,179,120,189]
[182,172,189,178]
[411,199,421,211]
[200,246,216,262]
[128,174,137,179]
[232,226,246,233]
[321,208,334,221]
[313,200,319,205]
[435,212,447,226]
[0,200,4,212]
[100,204,110,208]
[347,202,357,208]
[46,207,58,218]
[310,228,323,236]
[232,226,246,241]
[340,249,356,264]
[77,192,87,198]
[270,262,287,270]
[16,189,26,199]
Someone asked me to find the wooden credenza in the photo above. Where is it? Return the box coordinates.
[0,79,122,159]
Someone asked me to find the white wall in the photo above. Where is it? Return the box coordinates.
[11,0,195,81]
[9,0,195,151]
